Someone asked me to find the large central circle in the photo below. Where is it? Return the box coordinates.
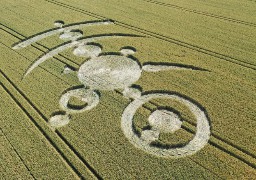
[78,55,142,90]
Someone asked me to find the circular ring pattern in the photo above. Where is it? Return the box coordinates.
[59,88,99,114]
[121,93,210,158]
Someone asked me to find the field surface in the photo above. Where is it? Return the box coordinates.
[0,0,255,179]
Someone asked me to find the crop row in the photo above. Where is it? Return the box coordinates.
[1,0,255,178]
[45,0,256,69]
[1,27,255,179]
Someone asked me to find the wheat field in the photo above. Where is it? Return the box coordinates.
[0,0,255,179]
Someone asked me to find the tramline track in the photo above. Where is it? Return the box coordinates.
[45,0,256,71]
[142,0,256,27]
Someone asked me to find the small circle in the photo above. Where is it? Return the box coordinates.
[59,88,99,114]
[59,30,83,40]
[73,44,101,57]
[120,47,136,56]
[54,20,64,28]
[148,110,182,133]
[78,55,142,90]
[122,87,141,99]
[49,114,70,128]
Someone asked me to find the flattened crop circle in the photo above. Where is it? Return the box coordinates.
[59,88,99,114]
[121,93,211,158]
[78,55,142,90]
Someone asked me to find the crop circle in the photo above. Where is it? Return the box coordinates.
[121,93,210,158]
[59,88,99,114]
[148,109,182,133]
[78,55,142,90]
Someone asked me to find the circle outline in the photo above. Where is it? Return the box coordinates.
[121,92,211,158]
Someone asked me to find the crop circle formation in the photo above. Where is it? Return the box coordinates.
[78,55,142,90]
[121,93,211,158]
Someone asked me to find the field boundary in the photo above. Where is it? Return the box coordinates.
[45,0,256,71]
